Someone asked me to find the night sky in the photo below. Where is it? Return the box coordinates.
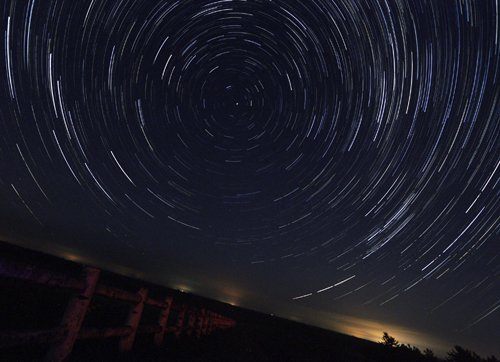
[1,0,499,357]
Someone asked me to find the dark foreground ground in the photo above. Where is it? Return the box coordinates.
[1,241,496,362]
[69,319,431,362]
[3,315,438,362]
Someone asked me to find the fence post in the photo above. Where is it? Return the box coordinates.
[209,313,216,334]
[119,287,148,352]
[202,310,209,336]
[154,296,173,346]
[186,308,197,337]
[195,308,205,339]
[45,266,100,362]
[206,311,214,334]
[174,305,187,338]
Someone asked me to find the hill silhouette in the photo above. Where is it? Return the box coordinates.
[0,241,497,362]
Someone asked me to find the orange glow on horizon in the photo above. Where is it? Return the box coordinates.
[325,313,449,354]
[282,306,451,356]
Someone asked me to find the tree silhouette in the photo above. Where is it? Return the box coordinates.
[446,345,482,362]
[381,331,399,348]
[485,357,500,362]
[423,348,439,362]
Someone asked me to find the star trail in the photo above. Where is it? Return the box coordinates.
[1,0,499,356]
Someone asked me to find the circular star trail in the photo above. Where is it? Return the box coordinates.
[1,0,499,355]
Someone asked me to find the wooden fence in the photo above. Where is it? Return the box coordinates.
[0,256,236,361]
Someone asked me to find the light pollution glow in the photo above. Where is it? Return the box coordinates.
[285,308,451,356]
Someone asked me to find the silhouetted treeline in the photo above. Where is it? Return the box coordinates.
[380,332,499,362]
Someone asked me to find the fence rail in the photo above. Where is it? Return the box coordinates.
[0,255,236,361]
